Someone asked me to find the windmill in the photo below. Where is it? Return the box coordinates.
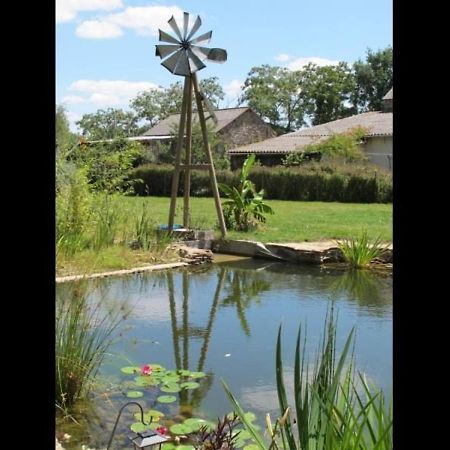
[156,12,227,236]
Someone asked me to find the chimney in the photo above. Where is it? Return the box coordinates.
[382,87,393,112]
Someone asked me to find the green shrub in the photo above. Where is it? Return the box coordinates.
[338,231,388,268]
[128,162,392,203]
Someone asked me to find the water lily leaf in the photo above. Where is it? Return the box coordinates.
[189,371,206,379]
[157,395,177,403]
[237,430,252,440]
[162,444,176,450]
[130,422,149,433]
[243,412,257,422]
[121,366,141,374]
[165,370,179,377]
[177,369,191,377]
[160,383,181,393]
[161,375,180,383]
[134,409,164,421]
[134,376,159,386]
[148,364,165,372]
[126,391,144,398]
[180,381,200,390]
[243,445,260,450]
[170,423,193,435]
[183,418,207,431]
[176,445,195,450]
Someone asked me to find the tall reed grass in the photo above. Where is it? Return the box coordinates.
[222,309,392,450]
[56,281,129,410]
[338,231,387,269]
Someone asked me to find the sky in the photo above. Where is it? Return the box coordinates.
[56,0,392,131]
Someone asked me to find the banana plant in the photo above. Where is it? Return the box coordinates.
[219,154,274,231]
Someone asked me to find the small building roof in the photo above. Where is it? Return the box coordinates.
[143,107,252,136]
[228,111,393,155]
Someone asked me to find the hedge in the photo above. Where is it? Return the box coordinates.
[128,163,392,203]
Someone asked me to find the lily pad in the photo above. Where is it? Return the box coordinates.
[121,366,141,374]
[126,390,144,398]
[180,381,200,390]
[243,412,257,422]
[134,409,164,422]
[148,364,165,372]
[175,446,195,450]
[236,430,252,440]
[169,423,194,435]
[243,445,260,450]
[183,418,207,431]
[160,383,181,393]
[177,369,191,377]
[130,422,149,433]
[157,395,177,403]
[189,371,206,379]
[134,376,159,386]
[162,444,177,450]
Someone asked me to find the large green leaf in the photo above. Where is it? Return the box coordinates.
[120,366,141,374]
[170,423,194,435]
[157,395,177,403]
[126,390,144,398]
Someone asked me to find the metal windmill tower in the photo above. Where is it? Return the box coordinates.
[156,12,227,236]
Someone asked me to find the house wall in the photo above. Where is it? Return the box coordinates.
[219,110,276,149]
[363,136,393,170]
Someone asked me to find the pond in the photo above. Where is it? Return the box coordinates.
[56,258,392,449]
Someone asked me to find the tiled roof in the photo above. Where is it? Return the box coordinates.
[143,107,251,136]
[382,88,393,100]
[228,111,392,154]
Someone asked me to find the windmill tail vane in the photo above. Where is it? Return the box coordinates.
[155,12,227,76]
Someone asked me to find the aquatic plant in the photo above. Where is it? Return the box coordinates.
[338,231,388,269]
[56,282,129,410]
[192,414,241,450]
[222,310,392,450]
[219,154,274,231]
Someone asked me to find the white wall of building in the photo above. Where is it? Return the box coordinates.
[364,136,393,170]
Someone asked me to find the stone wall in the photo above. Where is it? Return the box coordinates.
[219,110,276,149]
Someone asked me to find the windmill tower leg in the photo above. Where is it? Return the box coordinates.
[192,73,227,237]
[168,76,190,232]
[183,77,193,228]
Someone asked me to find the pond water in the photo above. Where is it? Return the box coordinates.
[56,259,392,449]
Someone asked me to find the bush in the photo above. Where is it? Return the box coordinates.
[128,162,392,203]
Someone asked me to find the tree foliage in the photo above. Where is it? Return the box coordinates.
[56,105,78,152]
[76,108,140,140]
[239,65,304,133]
[352,47,393,112]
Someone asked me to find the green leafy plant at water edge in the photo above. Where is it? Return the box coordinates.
[91,194,120,251]
[219,154,274,231]
[338,231,388,269]
[56,282,129,410]
[222,310,392,450]
[133,202,155,250]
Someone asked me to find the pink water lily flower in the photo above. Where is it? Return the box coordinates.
[141,364,152,375]
[156,426,168,435]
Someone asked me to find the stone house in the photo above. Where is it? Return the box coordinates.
[228,88,393,170]
[139,107,276,161]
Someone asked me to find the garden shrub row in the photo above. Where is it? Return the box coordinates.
[129,163,392,203]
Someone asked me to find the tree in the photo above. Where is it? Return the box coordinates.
[56,105,77,151]
[300,62,356,126]
[239,65,304,132]
[130,77,225,130]
[352,47,393,112]
[76,108,139,140]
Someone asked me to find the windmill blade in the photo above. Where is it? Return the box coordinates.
[186,15,202,41]
[190,30,212,46]
[155,44,181,59]
[168,16,183,41]
[158,29,181,44]
[182,12,190,40]
[161,48,185,74]
[190,46,211,60]
[187,49,206,73]
[173,50,191,76]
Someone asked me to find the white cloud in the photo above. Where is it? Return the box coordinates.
[287,56,340,71]
[65,111,83,132]
[69,79,160,104]
[275,53,291,62]
[56,0,123,24]
[75,5,184,39]
[61,95,86,105]
[76,20,123,38]
[224,79,244,99]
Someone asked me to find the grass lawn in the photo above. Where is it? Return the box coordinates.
[120,196,392,242]
[56,196,391,277]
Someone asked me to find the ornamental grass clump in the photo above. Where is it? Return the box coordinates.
[56,282,129,410]
[338,231,387,269]
[222,309,392,450]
